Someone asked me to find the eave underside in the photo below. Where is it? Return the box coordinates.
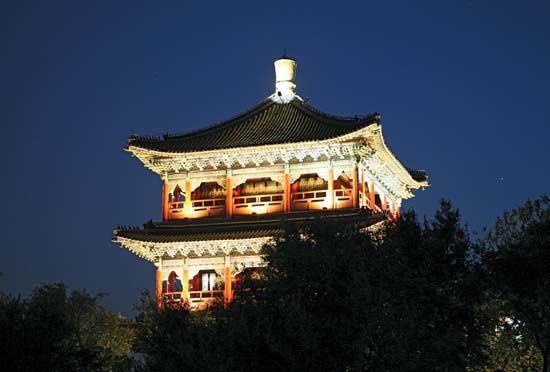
[113,209,385,262]
[128,124,428,198]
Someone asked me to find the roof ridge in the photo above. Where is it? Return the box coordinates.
[294,99,380,126]
[163,98,275,140]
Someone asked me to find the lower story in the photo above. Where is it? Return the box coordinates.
[113,208,385,310]
[157,254,264,310]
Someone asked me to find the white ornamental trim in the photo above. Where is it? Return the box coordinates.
[127,126,374,175]
[131,143,360,175]
[369,125,428,189]
[113,235,274,263]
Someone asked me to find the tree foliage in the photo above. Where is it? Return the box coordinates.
[137,201,488,371]
[483,195,550,372]
[3,197,548,371]
[0,283,135,372]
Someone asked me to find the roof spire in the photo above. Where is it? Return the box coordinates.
[273,56,297,103]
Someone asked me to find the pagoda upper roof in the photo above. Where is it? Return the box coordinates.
[128,97,380,153]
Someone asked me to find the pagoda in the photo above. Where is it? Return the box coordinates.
[113,57,429,310]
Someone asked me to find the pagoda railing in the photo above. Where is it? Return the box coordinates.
[233,193,284,215]
[163,290,224,310]
[334,189,353,209]
[291,189,329,210]
[358,191,384,213]
[190,198,225,218]
[189,289,224,302]
[168,201,185,217]
[290,189,353,210]
[168,198,225,219]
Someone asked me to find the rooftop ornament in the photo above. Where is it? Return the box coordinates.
[271,56,299,104]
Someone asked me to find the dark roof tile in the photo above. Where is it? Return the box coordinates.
[114,208,385,243]
[128,98,379,153]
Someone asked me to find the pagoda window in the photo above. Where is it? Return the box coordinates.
[188,182,226,218]
[235,178,284,197]
[201,272,217,291]
[232,178,284,215]
[362,182,372,209]
[169,185,186,209]
[290,174,330,210]
[191,182,225,201]
[375,194,382,210]
[332,172,353,209]
[191,270,221,292]
[293,173,328,193]
[335,172,353,189]
[162,271,183,295]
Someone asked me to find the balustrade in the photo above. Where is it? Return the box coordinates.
[167,176,384,219]
[291,190,329,210]
[163,290,224,310]
[190,198,226,217]
[233,193,284,215]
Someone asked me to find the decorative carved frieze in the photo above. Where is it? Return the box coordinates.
[114,236,273,263]
[130,135,367,177]
[129,124,426,205]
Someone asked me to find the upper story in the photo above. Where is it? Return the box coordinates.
[125,57,429,221]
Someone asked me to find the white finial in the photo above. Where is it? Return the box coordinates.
[273,56,297,103]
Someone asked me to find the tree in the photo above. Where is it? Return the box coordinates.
[133,290,225,372]
[482,299,542,372]
[484,196,550,372]
[136,201,488,371]
[0,283,135,372]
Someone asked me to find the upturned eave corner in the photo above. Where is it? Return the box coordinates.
[370,124,429,191]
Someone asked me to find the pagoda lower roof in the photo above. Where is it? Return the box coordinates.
[128,97,379,153]
[114,208,385,243]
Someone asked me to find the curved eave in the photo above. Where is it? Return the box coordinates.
[126,123,428,199]
[113,236,157,262]
[126,124,376,165]
[113,234,273,263]
[370,124,429,190]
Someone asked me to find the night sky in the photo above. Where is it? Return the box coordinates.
[2,1,549,315]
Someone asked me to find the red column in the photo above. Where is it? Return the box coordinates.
[156,267,163,310]
[162,182,170,221]
[352,165,359,208]
[182,261,189,305]
[382,194,388,212]
[223,258,232,308]
[284,172,290,212]
[184,180,192,217]
[369,181,375,211]
[361,169,366,208]
[327,167,334,209]
[225,175,233,217]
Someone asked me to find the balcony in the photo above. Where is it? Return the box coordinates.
[292,190,328,210]
[291,189,353,210]
[168,201,185,218]
[162,290,224,311]
[233,193,284,215]
[334,189,352,209]
[191,198,225,218]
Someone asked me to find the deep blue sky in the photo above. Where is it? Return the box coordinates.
[2,1,549,315]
